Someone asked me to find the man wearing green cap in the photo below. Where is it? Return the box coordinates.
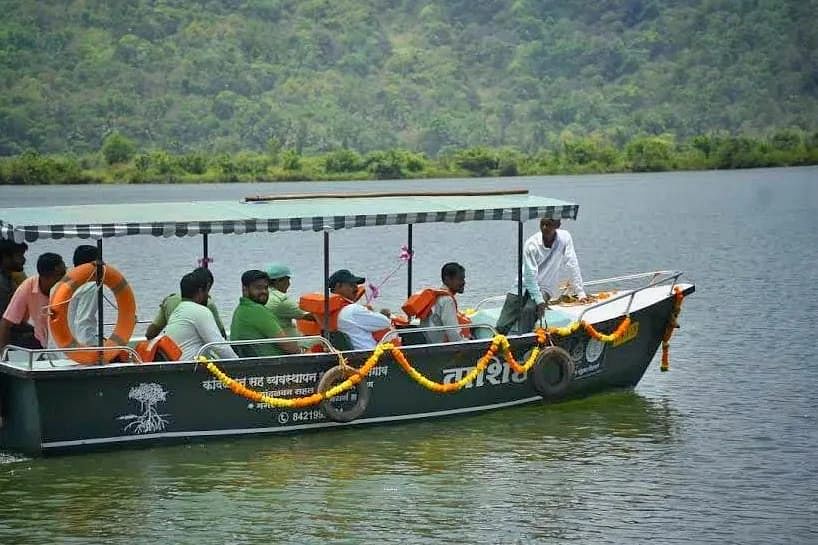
[265,263,314,337]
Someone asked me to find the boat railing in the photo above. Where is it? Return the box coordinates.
[195,335,341,362]
[0,344,144,369]
[574,270,682,323]
[473,270,684,321]
[379,324,499,344]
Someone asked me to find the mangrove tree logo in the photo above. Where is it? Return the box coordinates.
[117,383,170,434]
[585,338,605,363]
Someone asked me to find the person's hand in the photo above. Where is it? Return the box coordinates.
[536,302,548,317]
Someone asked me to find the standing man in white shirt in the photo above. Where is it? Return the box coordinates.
[523,218,591,319]
[164,271,238,361]
[330,269,391,350]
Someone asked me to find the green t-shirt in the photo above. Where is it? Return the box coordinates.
[230,296,285,357]
[265,289,308,337]
[152,293,226,337]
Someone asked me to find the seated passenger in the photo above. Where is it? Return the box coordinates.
[331,269,391,350]
[265,263,314,337]
[68,245,101,346]
[419,262,468,344]
[164,271,237,361]
[146,267,226,340]
[230,270,299,358]
[0,252,66,350]
[0,240,36,349]
[0,240,28,318]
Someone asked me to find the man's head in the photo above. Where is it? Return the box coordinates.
[72,245,99,267]
[266,263,292,293]
[180,271,209,305]
[441,262,466,294]
[328,269,365,300]
[36,253,66,293]
[539,217,561,244]
[0,240,27,273]
[241,269,270,305]
[192,266,215,292]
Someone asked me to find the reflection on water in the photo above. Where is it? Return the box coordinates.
[0,392,675,544]
[2,167,817,544]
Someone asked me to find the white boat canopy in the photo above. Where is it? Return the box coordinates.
[0,190,578,242]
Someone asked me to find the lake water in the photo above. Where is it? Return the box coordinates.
[1,167,817,544]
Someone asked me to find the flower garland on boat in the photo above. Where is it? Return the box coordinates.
[202,311,640,406]
[660,287,685,372]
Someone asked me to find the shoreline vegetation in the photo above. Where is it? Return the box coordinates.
[2,129,817,185]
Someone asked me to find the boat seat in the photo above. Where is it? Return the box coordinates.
[327,330,354,352]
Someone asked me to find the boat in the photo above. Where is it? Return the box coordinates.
[0,189,693,455]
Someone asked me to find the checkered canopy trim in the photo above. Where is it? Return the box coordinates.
[0,193,579,242]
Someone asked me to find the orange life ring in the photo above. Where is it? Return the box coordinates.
[49,262,137,365]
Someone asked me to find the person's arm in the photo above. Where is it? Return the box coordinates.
[253,306,299,354]
[206,299,227,338]
[193,307,237,360]
[1,286,27,348]
[354,306,393,332]
[145,299,169,340]
[562,232,587,299]
[436,297,465,342]
[276,297,310,320]
[0,318,11,350]
[522,242,550,317]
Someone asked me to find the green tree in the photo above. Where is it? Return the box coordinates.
[101,132,137,165]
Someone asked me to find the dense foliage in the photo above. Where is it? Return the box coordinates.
[1,0,816,161]
[2,130,816,184]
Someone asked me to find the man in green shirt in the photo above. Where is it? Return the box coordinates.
[230,269,300,358]
[145,267,226,340]
[265,263,315,337]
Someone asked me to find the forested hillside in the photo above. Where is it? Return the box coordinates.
[1,0,816,159]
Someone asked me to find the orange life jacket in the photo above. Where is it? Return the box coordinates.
[135,335,183,363]
[402,288,471,338]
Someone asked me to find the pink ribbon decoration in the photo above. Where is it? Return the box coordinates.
[197,256,214,268]
[365,245,414,304]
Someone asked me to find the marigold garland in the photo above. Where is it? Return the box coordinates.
[660,287,685,372]
[201,311,644,405]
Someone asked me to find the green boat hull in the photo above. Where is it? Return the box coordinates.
[0,287,691,456]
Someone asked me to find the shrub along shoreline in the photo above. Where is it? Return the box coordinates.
[1,129,816,185]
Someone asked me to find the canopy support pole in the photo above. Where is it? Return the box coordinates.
[201,233,209,268]
[323,230,330,337]
[96,238,104,359]
[517,222,523,298]
[407,224,413,298]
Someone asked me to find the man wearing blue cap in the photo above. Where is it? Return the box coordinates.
[330,268,392,350]
[265,263,314,337]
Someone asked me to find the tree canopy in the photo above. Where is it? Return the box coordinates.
[1,0,816,157]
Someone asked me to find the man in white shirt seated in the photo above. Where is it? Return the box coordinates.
[164,271,238,361]
[330,269,391,350]
[420,262,468,344]
[523,218,591,319]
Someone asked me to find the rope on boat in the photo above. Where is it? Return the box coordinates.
[661,287,685,372]
[199,307,659,408]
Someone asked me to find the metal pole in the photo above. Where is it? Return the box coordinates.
[322,230,330,336]
[96,238,104,364]
[407,224,413,298]
[202,233,209,268]
[517,221,523,298]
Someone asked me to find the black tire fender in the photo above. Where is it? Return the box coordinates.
[530,346,575,399]
[318,365,371,423]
